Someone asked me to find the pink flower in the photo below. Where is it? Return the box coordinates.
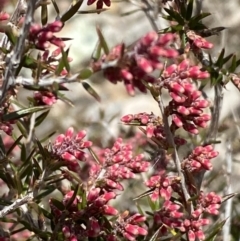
[92,32,178,95]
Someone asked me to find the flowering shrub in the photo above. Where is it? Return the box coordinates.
[0,0,238,241]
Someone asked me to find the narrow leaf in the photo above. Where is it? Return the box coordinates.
[164,8,185,25]
[3,106,50,121]
[204,219,226,241]
[78,8,108,14]
[215,48,225,67]
[6,135,23,157]
[186,0,193,20]
[41,5,48,26]
[82,82,101,102]
[78,68,93,80]
[190,12,211,23]
[35,110,50,127]
[55,48,70,75]
[61,0,84,23]
[96,26,109,55]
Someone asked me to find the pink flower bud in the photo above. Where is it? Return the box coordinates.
[172,114,183,127]
[177,106,190,115]
[103,205,118,215]
[121,114,134,123]
[178,59,189,71]
[121,69,133,81]
[136,57,153,73]
[158,33,175,45]
[140,32,158,46]
[163,64,177,77]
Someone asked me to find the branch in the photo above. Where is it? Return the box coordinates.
[0,193,33,218]
[158,96,193,213]
[16,73,81,87]
[222,140,233,241]
[0,0,38,104]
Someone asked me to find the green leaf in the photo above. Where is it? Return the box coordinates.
[49,198,65,211]
[186,0,193,20]
[190,12,211,24]
[215,48,225,67]
[79,188,87,209]
[178,1,187,18]
[32,157,43,177]
[88,147,101,165]
[55,48,70,76]
[0,135,6,156]
[19,161,33,179]
[34,186,56,201]
[164,8,185,25]
[92,40,102,61]
[62,169,82,183]
[96,26,109,55]
[16,121,28,138]
[41,5,48,26]
[6,135,23,157]
[35,110,50,127]
[61,0,84,23]
[229,55,237,72]
[3,106,50,122]
[204,219,226,241]
[222,53,234,67]
[5,27,17,45]
[78,68,93,80]
[82,82,101,102]
[158,24,183,33]
[78,8,108,14]
[21,55,38,69]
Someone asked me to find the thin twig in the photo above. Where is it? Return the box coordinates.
[141,0,159,31]
[205,84,223,143]
[0,193,33,218]
[222,140,233,241]
[158,96,193,212]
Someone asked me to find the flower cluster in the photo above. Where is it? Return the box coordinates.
[50,189,118,241]
[51,127,92,174]
[186,31,214,49]
[182,145,219,173]
[197,191,222,215]
[154,200,183,232]
[40,47,72,76]
[92,32,178,95]
[88,138,150,191]
[160,59,210,134]
[29,21,65,50]
[145,173,177,201]
[49,132,149,241]
[33,91,57,106]
[179,216,210,241]
[121,112,186,147]
[112,211,148,241]
[152,191,221,240]
[87,0,111,10]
